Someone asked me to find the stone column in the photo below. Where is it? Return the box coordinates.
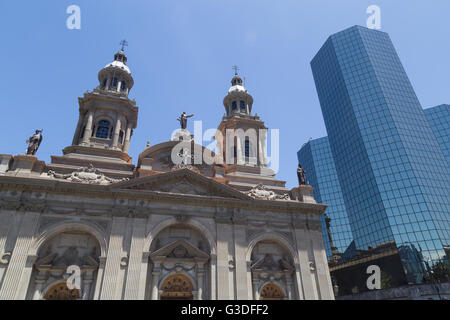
[123,125,132,154]
[82,274,94,300]
[112,117,122,150]
[252,276,259,300]
[310,229,335,300]
[285,275,294,300]
[0,213,39,300]
[216,216,232,299]
[0,212,13,285]
[236,135,243,165]
[196,262,205,300]
[209,253,217,300]
[233,222,249,300]
[105,78,111,90]
[138,252,151,300]
[293,263,304,300]
[32,277,46,300]
[81,110,94,145]
[99,217,127,300]
[151,262,161,300]
[72,113,85,145]
[293,222,317,300]
[123,218,146,300]
[93,256,106,300]
[258,130,268,166]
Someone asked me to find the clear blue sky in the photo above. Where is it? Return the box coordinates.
[1,0,449,188]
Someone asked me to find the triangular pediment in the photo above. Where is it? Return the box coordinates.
[110,168,251,200]
[150,239,210,261]
[251,254,294,272]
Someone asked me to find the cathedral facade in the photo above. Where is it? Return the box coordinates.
[0,49,334,300]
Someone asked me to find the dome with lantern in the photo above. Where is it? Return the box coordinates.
[97,47,134,96]
[223,68,254,117]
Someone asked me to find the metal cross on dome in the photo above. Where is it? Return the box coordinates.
[232,65,240,75]
[120,40,128,51]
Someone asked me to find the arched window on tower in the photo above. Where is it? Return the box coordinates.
[232,101,237,111]
[96,120,111,139]
[240,100,246,111]
[110,77,118,91]
[245,138,250,158]
[120,81,127,92]
[119,130,124,144]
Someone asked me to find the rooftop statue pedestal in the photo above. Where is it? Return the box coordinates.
[291,185,316,204]
[9,155,45,177]
[0,154,13,174]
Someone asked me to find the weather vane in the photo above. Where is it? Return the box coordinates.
[120,39,128,51]
[232,65,240,75]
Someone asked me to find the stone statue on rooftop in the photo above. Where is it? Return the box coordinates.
[177,112,194,130]
[297,164,306,186]
[26,129,43,156]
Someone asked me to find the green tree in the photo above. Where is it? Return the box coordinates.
[381,271,393,289]
[429,261,450,283]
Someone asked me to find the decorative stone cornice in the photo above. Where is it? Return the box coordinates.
[47,164,129,185]
[0,175,327,216]
[245,184,291,201]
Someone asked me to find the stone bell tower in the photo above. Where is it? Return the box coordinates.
[47,44,139,178]
[214,68,288,194]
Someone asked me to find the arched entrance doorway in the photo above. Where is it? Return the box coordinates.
[260,283,284,300]
[44,283,80,300]
[147,224,211,300]
[249,239,296,300]
[160,274,194,300]
[28,231,101,300]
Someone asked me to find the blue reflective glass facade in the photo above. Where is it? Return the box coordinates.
[297,137,353,260]
[310,26,450,281]
[425,104,450,166]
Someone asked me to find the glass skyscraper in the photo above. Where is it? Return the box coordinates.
[297,137,353,260]
[425,104,450,166]
[309,26,450,282]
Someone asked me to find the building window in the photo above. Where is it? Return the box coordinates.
[233,145,237,158]
[160,274,193,300]
[232,101,237,111]
[260,284,284,300]
[119,130,124,144]
[96,120,111,139]
[240,100,246,110]
[120,81,127,92]
[245,139,250,158]
[110,77,118,90]
[44,283,80,300]
[102,79,107,89]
